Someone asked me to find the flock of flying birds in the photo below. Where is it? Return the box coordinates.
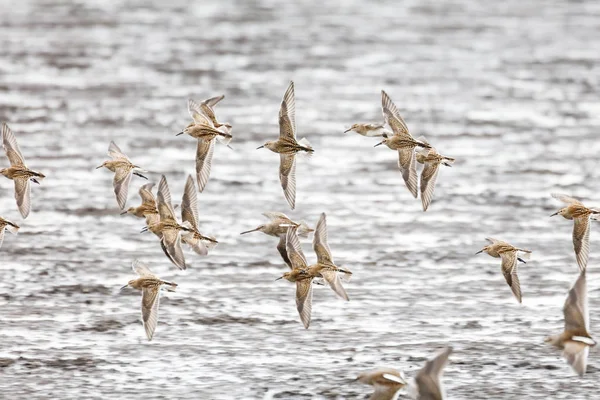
[0,81,596,399]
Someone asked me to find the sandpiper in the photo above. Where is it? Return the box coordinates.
[180,174,218,255]
[191,95,232,133]
[416,142,455,211]
[1,123,46,218]
[345,123,390,137]
[143,175,192,270]
[376,91,431,198]
[276,227,314,329]
[121,260,177,341]
[257,81,314,209]
[121,182,159,228]
[96,141,147,210]
[550,193,599,272]
[240,211,312,267]
[307,212,352,301]
[411,347,453,400]
[545,270,595,376]
[476,238,531,303]
[177,99,233,192]
[0,216,19,249]
[357,368,407,400]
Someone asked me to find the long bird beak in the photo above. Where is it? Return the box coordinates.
[120,211,128,215]
[140,227,149,233]
[256,145,264,149]
[240,228,260,235]
[176,131,184,136]
[344,128,352,133]
[550,211,559,217]
[95,165,103,169]
[120,284,129,291]
[374,141,384,147]
[475,250,483,254]
[275,277,283,281]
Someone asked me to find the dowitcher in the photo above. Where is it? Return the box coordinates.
[376,91,431,198]
[345,123,390,137]
[121,182,160,227]
[180,174,218,255]
[545,270,595,376]
[121,260,177,341]
[476,238,531,303]
[416,142,455,211]
[357,368,407,400]
[143,175,191,270]
[1,123,46,218]
[257,81,314,209]
[177,99,233,192]
[410,347,453,400]
[550,193,599,272]
[276,227,314,329]
[307,212,352,301]
[96,141,148,210]
[0,216,19,249]
[240,211,313,267]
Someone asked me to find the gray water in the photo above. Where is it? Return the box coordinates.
[1,0,600,398]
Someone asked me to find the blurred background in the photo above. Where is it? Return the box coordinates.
[0,0,600,398]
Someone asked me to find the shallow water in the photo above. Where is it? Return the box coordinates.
[1,0,600,398]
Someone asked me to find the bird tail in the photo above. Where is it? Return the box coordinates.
[202,237,219,250]
[216,131,233,146]
[296,221,313,238]
[297,138,314,158]
[6,222,19,234]
[416,135,432,149]
[162,281,178,292]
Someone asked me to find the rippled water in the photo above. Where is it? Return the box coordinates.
[1,0,600,398]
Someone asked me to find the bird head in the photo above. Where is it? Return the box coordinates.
[550,208,568,217]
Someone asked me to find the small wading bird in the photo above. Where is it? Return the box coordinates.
[177,98,233,192]
[180,174,218,255]
[476,238,531,303]
[416,142,454,212]
[96,141,147,210]
[344,123,390,137]
[121,182,160,228]
[192,95,232,133]
[257,81,314,209]
[240,211,312,267]
[1,123,46,218]
[276,227,315,329]
[121,260,177,341]
[356,368,407,400]
[0,216,19,249]
[550,193,599,272]
[545,270,595,376]
[376,91,431,198]
[307,213,352,301]
[142,175,192,270]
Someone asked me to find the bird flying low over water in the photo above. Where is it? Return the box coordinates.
[177,97,233,193]
[96,141,147,210]
[376,91,431,198]
[345,123,391,137]
[121,182,160,228]
[416,142,454,212]
[121,260,177,341]
[180,174,218,256]
[1,123,46,218]
[551,193,599,272]
[0,216,19,249]
[257,81,314,210]
[240,211,313,267]
[546,270,595,376]
[357,368,407,400]
[476,238,531,303]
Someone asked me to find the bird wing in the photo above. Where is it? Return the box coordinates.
[161,229,187,270]
[204,94,225,108]
[141,286,160,341]
[181,174,199,229]
[157,175,178,222]
[196,138,215,193]
[132,260,156,277]
[563,341,589,376]
[420,161,441,212]
[295,279,313,329]
[188,99,214,126]
[108,141,130,161]
[500,251,522,303]
[552,193,582,205]
[564,271,588,332]
[277,236,292,268]
[397,148,418,198]
[2,123,26,166]
[381,90,411,138]
[262,211,290,221]
[0,227,5,249]
[285,227,308,269]
[573,216,590,272]
[313,212,333,264]
[14,177,31,219]
[369,385,402,400]
[320,269,349,301]
[415,347,452,400]
[279,81,296,140]
[279,153,297,210]
[138,183,156,207]
[113,166,132,210]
